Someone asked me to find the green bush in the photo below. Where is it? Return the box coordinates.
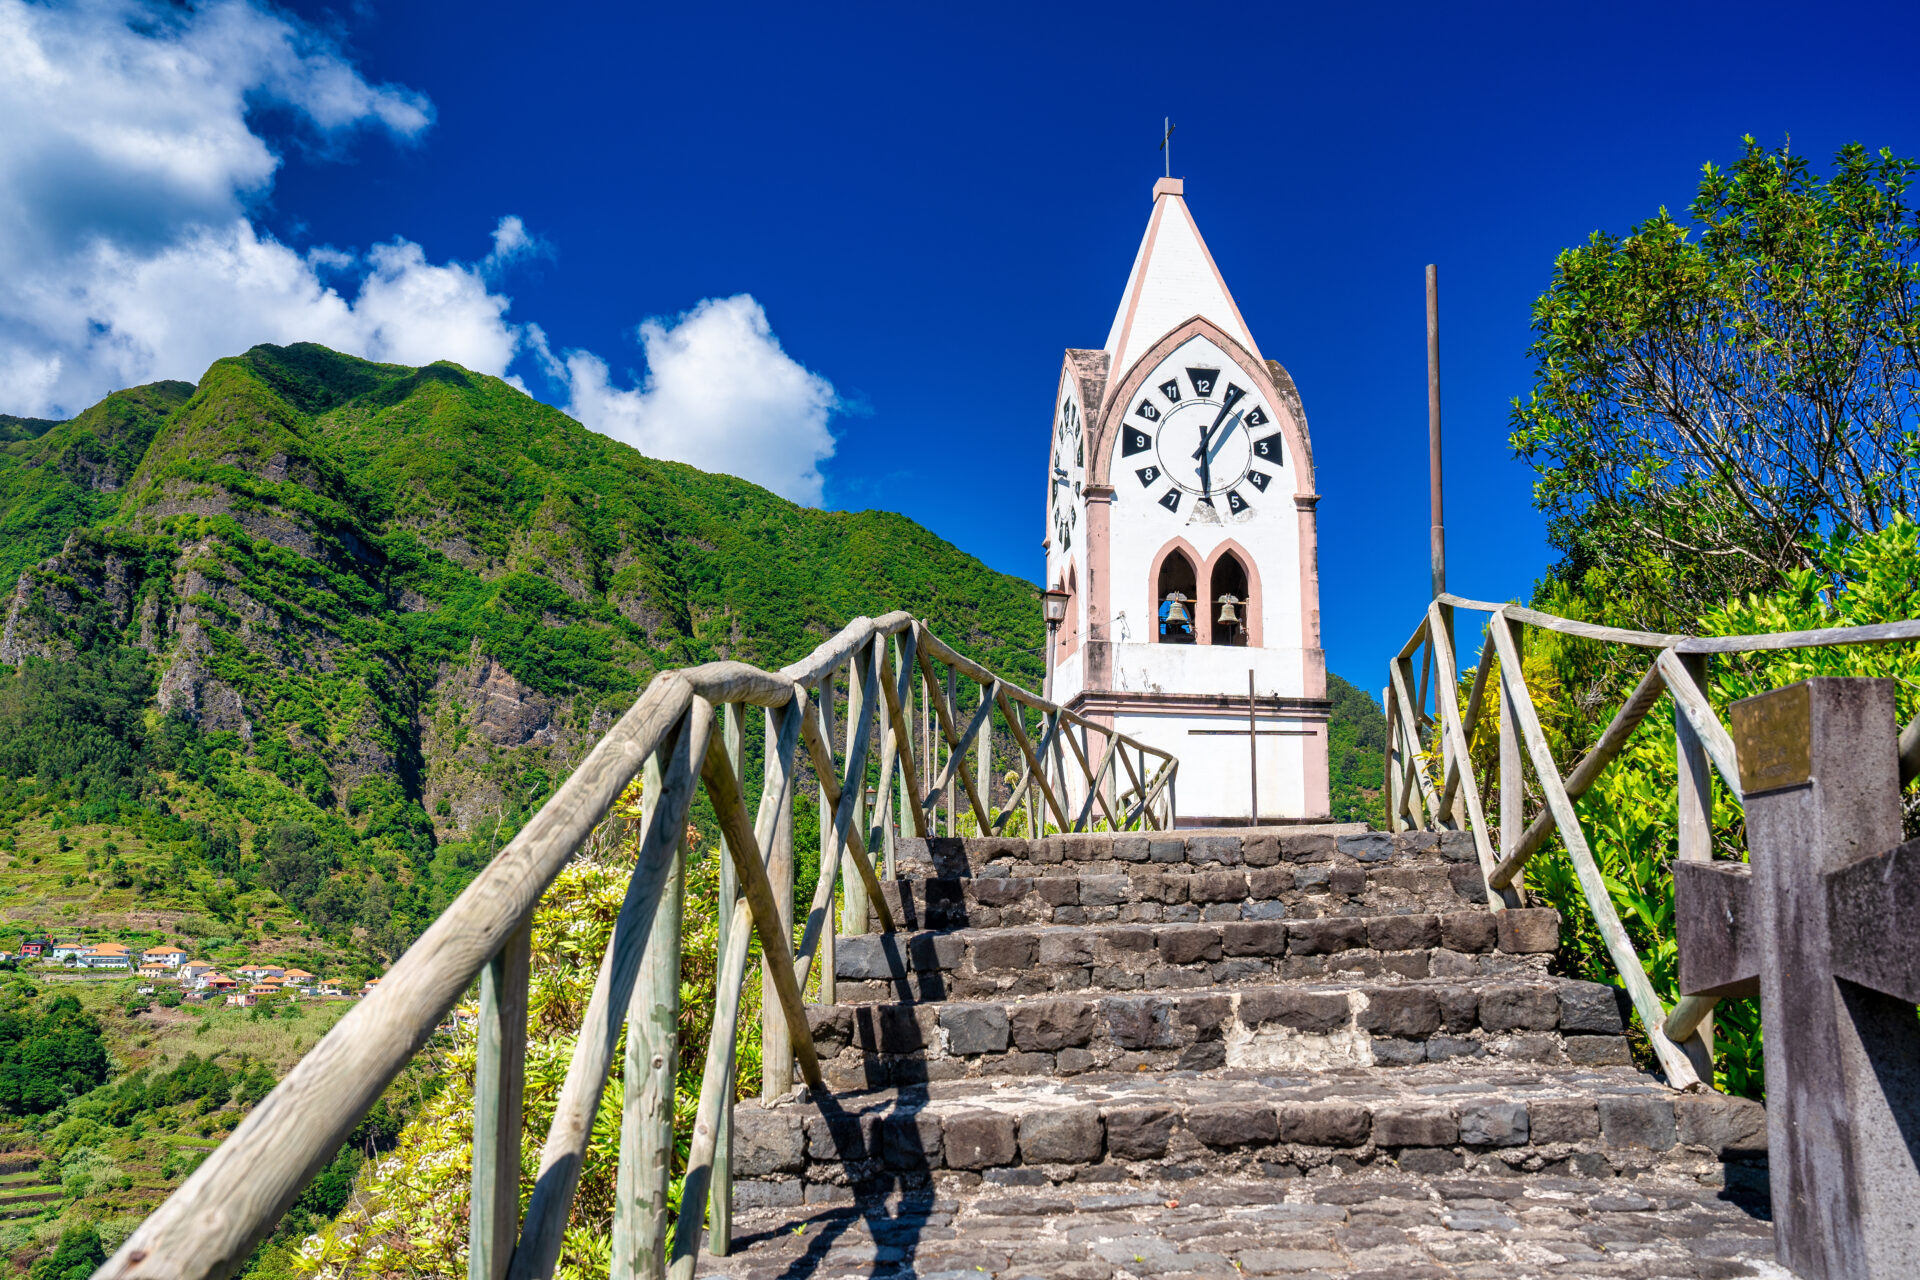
[0,994,109,1116]
[27,1224,104,1280]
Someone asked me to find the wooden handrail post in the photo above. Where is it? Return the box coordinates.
[613,753,687,1280]
[843,644,873,936]
[469,915,530,1280]
[1497,625,1524,893]
[511,705,714,1280]
[945,666,958,834]
[816,673,837,1006]
[1673,651,1715,1079]
[1383,687,1402,832]
[1424,602,1509,910]
[709,705,742,1256]
[978,679,993,832]
[761,706,796,1101]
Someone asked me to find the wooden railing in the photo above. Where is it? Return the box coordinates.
[100,613,1178,1280]
[1386,593,1920,1091]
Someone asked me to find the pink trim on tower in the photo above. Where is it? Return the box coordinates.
[1084,485,1114,673]
[1293,494,1326,698]
[1107,198,1170,383]
[1180,196,1262,365]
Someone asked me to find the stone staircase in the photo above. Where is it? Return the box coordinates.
[704,829,1777,1279]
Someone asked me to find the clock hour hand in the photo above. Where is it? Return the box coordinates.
[1191,399,1235,461]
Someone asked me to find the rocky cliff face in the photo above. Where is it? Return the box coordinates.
[0,343,1044,856]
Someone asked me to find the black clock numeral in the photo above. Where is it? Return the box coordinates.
[1158,378,1182,403]
[1134,399,1161,422]
[1220,383,1246,413]
[1157,490,1181,513]
[1246,469,1272,493]
[1225,490,1250,515]
[1253,433,1284,462]
[1122,428,1153,457]
[1186,367,1220,397]
[1244,405,1269,430]
[1135,465,1162,487]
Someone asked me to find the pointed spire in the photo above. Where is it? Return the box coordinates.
[1103,178,1260,380]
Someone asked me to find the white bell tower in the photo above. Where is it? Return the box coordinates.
[1043,177,1330,824]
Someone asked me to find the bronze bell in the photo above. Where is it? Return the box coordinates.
[1217,592,1241,625]
[1163,591,1191,624]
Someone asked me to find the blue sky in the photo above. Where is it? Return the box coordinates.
[6,0,1918,692]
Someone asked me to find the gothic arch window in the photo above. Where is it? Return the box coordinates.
[1155,549,1197,645]
[1208,552,1251,647]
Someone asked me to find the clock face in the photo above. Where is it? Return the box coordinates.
[1119,358,1283,520]
[1051,395,1083,551]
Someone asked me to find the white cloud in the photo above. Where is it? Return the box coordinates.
[0,1,842,509]
[0,0,523,417]
[552,296,839,506]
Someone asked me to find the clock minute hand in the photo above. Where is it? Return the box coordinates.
[1207,409,1244,464]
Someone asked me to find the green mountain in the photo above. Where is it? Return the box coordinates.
[0,344,1046,961]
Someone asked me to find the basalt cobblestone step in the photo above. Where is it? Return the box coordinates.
[807,976,1633,1091]
[695,1165,1775,1280]
[727,1067,1769,1211]
[877,857,1483,932]
[831,911,1562,1004]
[895,830,1483,888]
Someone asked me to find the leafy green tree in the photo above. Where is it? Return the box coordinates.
[1512,138,1920,622]
[0,993,110,1115]
[1325,673,1386,826]
[0,647,153,801]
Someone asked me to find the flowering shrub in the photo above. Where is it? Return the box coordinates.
[297,782,758,1279]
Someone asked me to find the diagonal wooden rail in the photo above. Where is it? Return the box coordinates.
[99,614,1179,1280]
[1387,593,1920,1092]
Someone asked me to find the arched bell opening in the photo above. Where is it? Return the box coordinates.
[1209,552,1251,647]
[1156,550,1197,645]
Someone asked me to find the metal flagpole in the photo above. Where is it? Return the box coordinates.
[1247,669,1258,825]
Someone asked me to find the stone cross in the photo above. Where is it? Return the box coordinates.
[1675,677,1920,1278]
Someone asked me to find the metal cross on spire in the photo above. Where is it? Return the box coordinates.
[1160,118,1176,178]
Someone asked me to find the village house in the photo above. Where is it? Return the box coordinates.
[50,939,87,962]
[361,976,382,997]
[137,963,170,981]
[236,965,285,982]
[317,980,343,997]
[78,943,132,969]
[227,991,256,1008]
[143,946,188,969]
[18,937,46,958]
[201,972,237,994]
[282,968,317,993]
[179,960,214,986]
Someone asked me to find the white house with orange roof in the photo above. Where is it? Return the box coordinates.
[78,942,132,969]
[143,946,189,969]
[1041,175,1330,824]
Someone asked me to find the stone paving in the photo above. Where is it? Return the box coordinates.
[698,1165,1779,1279]
[709,832,1778,1279]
